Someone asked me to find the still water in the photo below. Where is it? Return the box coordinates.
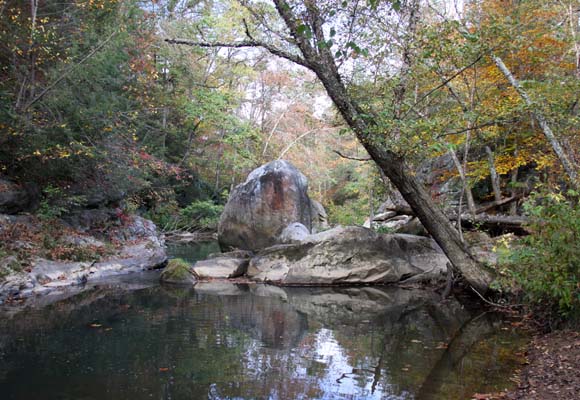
[0,243,527,400]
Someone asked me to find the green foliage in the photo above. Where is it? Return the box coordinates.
[180,200,224,230]
[505,191,580,318]
[37,186,86,221]
[327,196,369,226]
[375,225,395,234]
[145,199,224,232]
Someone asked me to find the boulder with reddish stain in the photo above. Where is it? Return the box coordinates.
[218,160,312,251]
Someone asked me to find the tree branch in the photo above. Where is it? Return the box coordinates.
[23,29,118,112]
[164,38,311,69]
[332,150,371,161]
[401,52,486,120]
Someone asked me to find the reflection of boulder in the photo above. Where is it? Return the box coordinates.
[218,160,313,251]
[194,281,248,296]
[245,285,471,338]
[194,282,308,349]
[248,226,449,285]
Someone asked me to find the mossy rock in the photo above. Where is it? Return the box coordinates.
[160,258,196,285]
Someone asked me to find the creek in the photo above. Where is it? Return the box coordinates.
[0,242,528,399]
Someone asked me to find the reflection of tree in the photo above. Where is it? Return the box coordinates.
[415,312,504,400]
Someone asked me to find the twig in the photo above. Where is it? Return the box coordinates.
[332,150,371,161]
[470,286,522,309]
[401,52,487,120]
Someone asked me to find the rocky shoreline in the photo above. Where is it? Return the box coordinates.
[0,212,167,304]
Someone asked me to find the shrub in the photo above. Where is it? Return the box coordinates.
[145,199,224,232]
[506,190,580,318]
[327,197,369,226]
[179,200,224,230]
[37,185,86,220]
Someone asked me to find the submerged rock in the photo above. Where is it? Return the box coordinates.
[160,259,196,284]
[247,226,448,285]
[217,160,313,251]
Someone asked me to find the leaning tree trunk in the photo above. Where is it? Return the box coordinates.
[269,0,494,293]
[310,63,494,293]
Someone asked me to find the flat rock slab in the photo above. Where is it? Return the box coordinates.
[247,226,449,285]
[193,257,249,280]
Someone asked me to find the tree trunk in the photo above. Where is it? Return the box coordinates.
[270,0,494,293]
[485,146,502,203]
[449,148,476,216]
[310,62,493,292]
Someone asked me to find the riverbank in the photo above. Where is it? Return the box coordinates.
[498,329,580,400]
[0,212,167,303]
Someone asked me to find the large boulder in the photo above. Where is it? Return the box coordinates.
[218,160,313,251]
[247,226,449,285]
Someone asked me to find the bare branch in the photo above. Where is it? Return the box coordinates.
[332,150,371,161]
[401,52,486,120]
[165,38,311,69]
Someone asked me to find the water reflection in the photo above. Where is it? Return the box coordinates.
[166,241,221,264]
[0,278,526,400]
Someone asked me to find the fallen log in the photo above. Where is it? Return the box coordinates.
[474,194,525,214]
[456,213,530,234]
[374,205,530,234]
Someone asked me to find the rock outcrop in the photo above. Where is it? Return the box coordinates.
[192,256,249,279]
[310,199,329,233]
[0,178,39,214]
[218,160,313,251]
[0,214,167,302]
[278,222,310,244]
[247,226,449,285]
